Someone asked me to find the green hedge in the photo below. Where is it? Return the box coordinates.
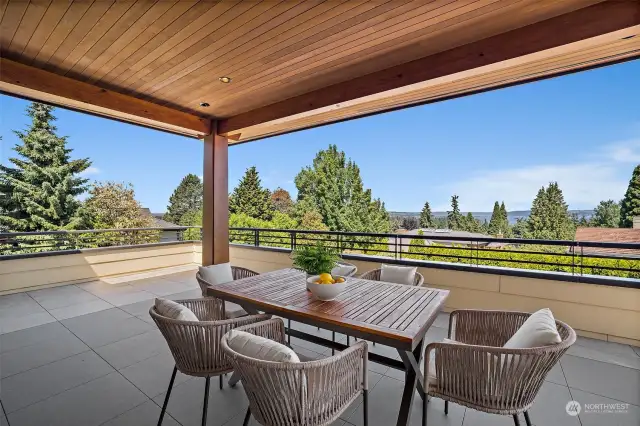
[399,240,640,279]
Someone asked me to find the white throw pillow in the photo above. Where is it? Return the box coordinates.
[199,263,233,285]
[332,263,356,277]
[380,264,417,285]
[226,330,300,363]
[155,298,198,322]
[504,308,561,349]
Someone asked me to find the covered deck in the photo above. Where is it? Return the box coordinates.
[1,1,640,425]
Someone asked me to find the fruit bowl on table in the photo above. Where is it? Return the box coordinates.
[306,274,348,301]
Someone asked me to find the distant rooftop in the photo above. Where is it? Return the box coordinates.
[140,208,179,228]
[576,227,640,256]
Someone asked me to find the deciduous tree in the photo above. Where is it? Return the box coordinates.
[271,187,294,214]
[402,216,419,230]
[591,200,621,228]
[164,174,202,224]
[620,165,640,228]
[0,103,91,231]
[81,182,155,229]
[229,166,273,220]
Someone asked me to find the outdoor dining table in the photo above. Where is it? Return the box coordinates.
[207,268,449,426]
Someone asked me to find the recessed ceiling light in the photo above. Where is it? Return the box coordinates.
[199,102,210,107]
[219,76,232,83]
[621,35,636,40]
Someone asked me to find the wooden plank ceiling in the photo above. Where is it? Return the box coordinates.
[0,0,638,142]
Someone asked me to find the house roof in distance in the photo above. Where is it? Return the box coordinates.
[575,227,640,256]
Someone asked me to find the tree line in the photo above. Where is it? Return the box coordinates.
[2,102,640,244]
[396,179,639,241]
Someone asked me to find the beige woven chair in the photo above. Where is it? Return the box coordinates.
[360,268,424,286]
[196,266,259,319]
[221,318,369,426]
[422,309,576,426]
[150,298,270,426]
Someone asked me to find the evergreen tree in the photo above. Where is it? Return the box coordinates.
[419,201,434,228]
[620,165,640,228]
[499,202,511,236]
[164,174,202,224]
[0,103,91,231]
[526,182,574,240]
[488,201,501,235]
[294,145,389,233]
[447,195,463,230]
[591,199,621,228]
[463,212,480,232]
[271,187,294,214]
[229,166,273,220]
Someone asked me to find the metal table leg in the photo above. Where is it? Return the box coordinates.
[395,339,425,426]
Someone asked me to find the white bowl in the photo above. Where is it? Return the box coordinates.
[306,275,348,301]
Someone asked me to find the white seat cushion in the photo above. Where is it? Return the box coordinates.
[199,263,233,285]
[224,302,248,319]
[504,308,561,349]
[380,264,417,285]
[428,338,458,386]
[226,330,300,363]
[155,298,198,322]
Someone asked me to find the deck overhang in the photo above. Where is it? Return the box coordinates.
[1,0,638,143]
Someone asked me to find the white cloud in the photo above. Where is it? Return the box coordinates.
[433,137,640,211]
[80,166,101,176]
[605,139,640,163]
[436,163,626,211]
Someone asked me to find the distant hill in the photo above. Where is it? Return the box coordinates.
[390,209,594,224]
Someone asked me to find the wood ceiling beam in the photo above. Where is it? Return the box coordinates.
[0,58,211,138]
[218,0,640,138]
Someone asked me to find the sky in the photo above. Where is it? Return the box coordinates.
[1,59,639,213]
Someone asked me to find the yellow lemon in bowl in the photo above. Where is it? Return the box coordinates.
[319,273,333,282]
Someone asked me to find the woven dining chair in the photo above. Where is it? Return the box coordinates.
[360,268,424,286]
[221,318,369,426]
[196,266,259,319]
[422,309,576,426]
[150,298,271,426]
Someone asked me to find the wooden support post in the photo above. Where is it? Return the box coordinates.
[202,122,229,266]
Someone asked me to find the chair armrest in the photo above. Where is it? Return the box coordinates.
[448,309,531,346]
[233,317,287,345]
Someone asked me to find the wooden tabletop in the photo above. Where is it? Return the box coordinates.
[207,268,449,350]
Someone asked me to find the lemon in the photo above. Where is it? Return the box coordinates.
[319,273,333,282]
[335,277,345,283]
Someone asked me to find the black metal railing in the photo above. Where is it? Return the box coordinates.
[229,228,640,280]
[3,226,640,280]
[0,227,201,255]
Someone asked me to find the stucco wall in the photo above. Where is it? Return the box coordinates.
[0,242,198,294]
[3,242,639,345]
[229,245,640,346]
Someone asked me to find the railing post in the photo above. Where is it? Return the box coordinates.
[395,236,398,260]
[254,229,260,247]
[290,231,296,251]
